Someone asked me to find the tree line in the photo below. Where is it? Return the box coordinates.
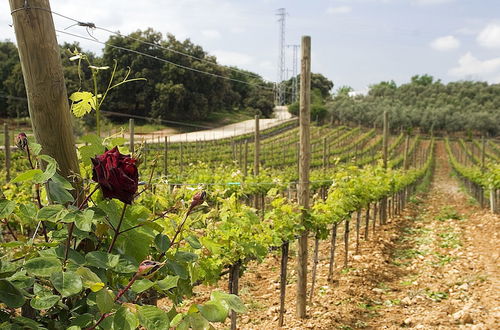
[327,75,500,136]
[0,28,275,123]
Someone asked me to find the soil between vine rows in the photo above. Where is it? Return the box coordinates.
[159,141,499,329]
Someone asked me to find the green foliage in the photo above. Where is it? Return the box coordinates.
[328,75,500,135]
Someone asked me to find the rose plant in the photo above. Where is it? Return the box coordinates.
[0,134,246,329]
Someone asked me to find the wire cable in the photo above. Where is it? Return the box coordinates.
[56,29,277,91]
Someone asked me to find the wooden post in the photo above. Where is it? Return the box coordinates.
[327,223,338,282]
[163,136,168,176]
[403,134,410,170]
[381,111,389,224]
[129,119,135,154]
[243,140,248,177]
[254,115,260,176]
[4,124,11,182]
[296,35,311,319]
[481,136,486,169]
[9,0,81,188]
[278,241,289,327]
[179,143,183,175]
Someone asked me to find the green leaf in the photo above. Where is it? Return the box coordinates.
[154,234,170,253]
[0,279,25,308]
[51,173,74,190]
[185,235,202,249]
[137,305,170,330]
[48,180,75,204]
[156,275,179,291]
[34,155,57,183]
[30,294,60,310]
[11,169,43,183]
[198,301,228,322]
[24,257,62,277]
[70,91,96,117]
[0,199,16,218]
[37,205,68,222]
[131,279,154,293]
[69,313,94,328]
[29,142,42,156]
[50,271,83,297]
[166,261,188,280]
[96,289,115,313]
[75,209,94,232]
[113,306,139,330]
[85,251,120,269]
[187,313,210,330]
[66,326,82,330]
[174,251,198,263]
[75,267,104,292]
[211,291,247,313]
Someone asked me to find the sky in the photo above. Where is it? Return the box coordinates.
[1,0,500,92]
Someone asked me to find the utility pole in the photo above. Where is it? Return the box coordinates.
[287,44,300,103]
[276,8,287,106]
[9,0,81,189]
[296,35,311,319]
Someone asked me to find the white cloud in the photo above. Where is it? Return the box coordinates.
[449,52,500,78]
[327,6,352,15]
[201,29,221,39]
[430,35,460,51]
[477,23,500,49]
[211,50,254,67]
[413,0,454,5]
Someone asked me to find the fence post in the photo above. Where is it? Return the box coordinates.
[297,35,311,319]
[163,136,168,176]
[4,123,11,182]
[129,119,135,154]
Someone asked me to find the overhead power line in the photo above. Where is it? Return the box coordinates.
[56,29,276,91]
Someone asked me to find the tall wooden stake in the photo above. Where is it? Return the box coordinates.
[163,136,168,175]
[254,115,260,176]
[4,124,10,182]
[9,0,81,188]
[129,118,135,154]
[297,35,311,319]
[381,111,389,224]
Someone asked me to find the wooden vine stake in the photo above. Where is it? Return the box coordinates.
[381,110,389,224]
[327,223,338,282]
[254,115,260,209]
[9,0,82,190]
[163,136,168,175]
[4,123,10,183]
[297,35,311,319]
[278,241,289,326]
[228,261,241,330]
[129,118,135,154]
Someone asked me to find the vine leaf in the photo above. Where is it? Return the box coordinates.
[69,91,96,117]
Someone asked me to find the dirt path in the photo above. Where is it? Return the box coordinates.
[182,141,499,329]
[134,106,294,143]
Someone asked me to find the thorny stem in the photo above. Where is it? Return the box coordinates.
[107,203,127,253]
[2,219,18,241]
[158,204,195,259]
[63,185,100,267]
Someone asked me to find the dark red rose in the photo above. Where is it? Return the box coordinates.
[15,132,28,151]
[91,146,138,204]
[190,191,206,208]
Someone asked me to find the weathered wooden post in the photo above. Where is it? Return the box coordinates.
[129,119,135,154]
[163,136,168,176]
[297,35,311,319]
[4,124,11,182]
[253,115,260,209]
[381,111,389,224]
[9,0,81,187]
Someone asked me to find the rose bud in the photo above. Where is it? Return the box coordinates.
[91,146,138,204]
[137,260,163,277]
[190,191,206,208]
[15,132,28,151]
